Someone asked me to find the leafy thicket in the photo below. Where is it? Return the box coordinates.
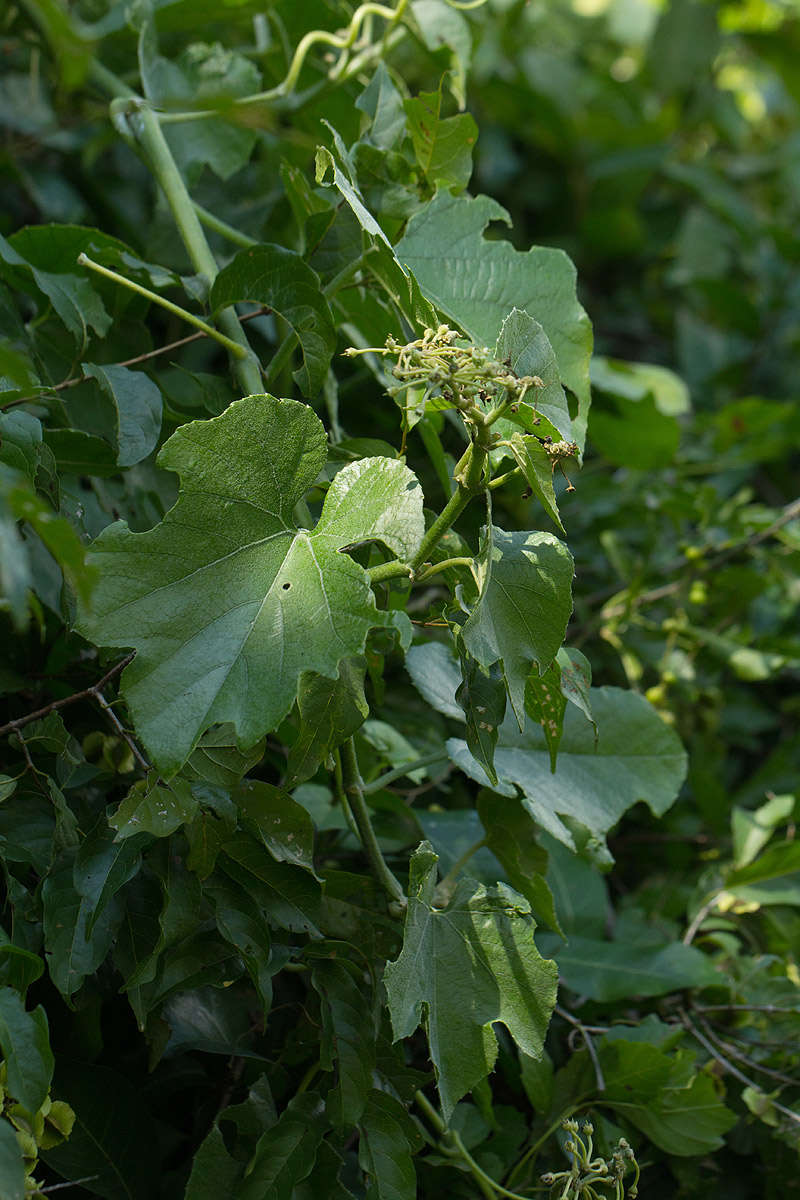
[0,1,798,1198]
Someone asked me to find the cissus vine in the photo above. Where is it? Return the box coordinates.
[2,2,796,1197]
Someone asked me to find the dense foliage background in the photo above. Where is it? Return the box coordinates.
[0,0,798,1197]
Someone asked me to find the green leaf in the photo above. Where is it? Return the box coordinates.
[234,780,317,876]
[239,1094,328,1200]
[477,794,562,935]
[384,842,558,1122]
[0,411,47,482]
[725,839,800,888]
[551,935,718,1001]
[519,1049,553,1117]
[411,0,472,106]
[121,847,204,994]
[74,817,147,934]
[358,1090,417,1200]
[461,526,574,727]
[315,127,438,330]
[630,1072,737,1156]
[287,659,369,786]
[221,835,322,935]
[356,63,406,151]
[77,396,423,774]
[0,790,55,874]
[140,32,260,181]
[0,472,94,625]
[403,89,477,192]
[316,131,393,250]
[42,857,124,999]
[395,192,593,448]
[524,659,567,773]
[504,433,563,531]
[456,653,506,786]
[81,364,162,467]
[162,983,267,1058]
[209,247,336,397]
[449,687,687,854]
[405,641,464,721]
[183,725,265,788]
[0,987,53,1114]
[109,775,198,840]
[590,357,690,415]
[207,876,275,1011]
[293,1139,357,1200]
[543,834,608,938]
[557,647,594,729]
[0,1119,24,1200]
[649,0,720,94]
[495,309,574,444]
[42,1063,160,1199]
[731,793,795,869]
[0,944,44,996]
[589,390,680,470]
[525,649,593,774]
[42,429,118,476]
[311,956,376,1126]
[0,231,110,348]
[184,1124,243,1199]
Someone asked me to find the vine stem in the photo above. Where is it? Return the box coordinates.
[505,1108,579,1189]
[368,440,488,584]
[414,557,474,583]
[414,1091,534,1200]
[77,254,248,358]
[88,61,261,396]
[261,253,367,391]
[156,0,409,122]
[193,203,258,248]
[339,739,406,906]
[362,752,449,794]
[433,836,487,905]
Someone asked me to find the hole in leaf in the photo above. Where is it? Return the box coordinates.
[282,582,291,590]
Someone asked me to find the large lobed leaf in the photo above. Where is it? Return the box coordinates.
[209,247,336,397]
[77,395,423,774]
[449,687,687,854]
[395,191,593,448]
[384,842,558,1123]
[461,526,574,727]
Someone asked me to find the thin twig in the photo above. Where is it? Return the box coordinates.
[693,1003,800,1015]
[340,739,406,906]
[0,654,134,738]
[2,308,269,411]
[679,1009,800,1126]
[599,496,800,620]
[361,752,449,794]
[95,689,150,770]
[556,1005,606,1091]
[693,1013,799,1088]
[37,1177,101,1194]
[683,892,721,945]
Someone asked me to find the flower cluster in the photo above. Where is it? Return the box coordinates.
[345,324,544,422]
[541,1118,640,1200]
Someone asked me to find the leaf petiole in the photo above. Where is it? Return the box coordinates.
[339,739,406,906]
[76,254,249,359]
[362,752,449,794]
[414,1090,536,1200]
